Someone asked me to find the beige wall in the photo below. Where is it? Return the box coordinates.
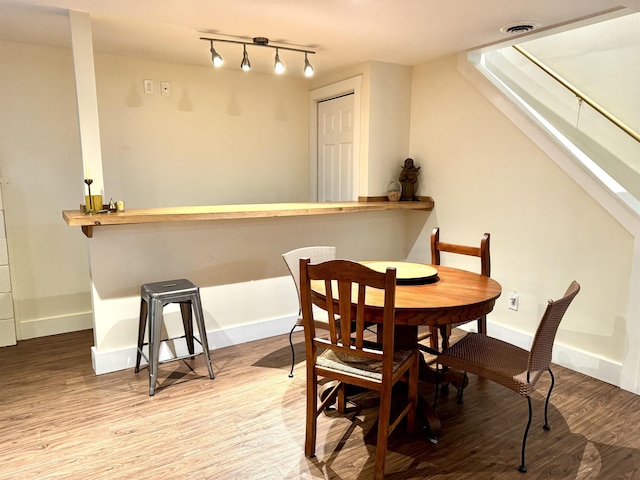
[95,54,310,206]
[408,55,634,369]
[367,62,412,196]
[0,41,92,340]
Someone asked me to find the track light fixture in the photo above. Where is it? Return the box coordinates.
[274,48,285,74]
[240,44,251,71]
[209,40,223,67]
[200,36,315,76]
[304,52,314,77]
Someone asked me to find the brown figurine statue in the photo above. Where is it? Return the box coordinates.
[399,158,420,201]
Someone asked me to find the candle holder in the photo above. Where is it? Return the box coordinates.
[84,178,94,214]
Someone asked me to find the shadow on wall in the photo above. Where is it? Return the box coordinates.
[179,86,193,112]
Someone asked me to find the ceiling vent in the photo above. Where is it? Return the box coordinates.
[499,21,541,34]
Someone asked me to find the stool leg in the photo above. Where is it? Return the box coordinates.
[148,298,163,396]
[135,298,148,373]
[179,301,195,357]
[191,293,215,379]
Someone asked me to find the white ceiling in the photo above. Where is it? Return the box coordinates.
[0,0,638,77]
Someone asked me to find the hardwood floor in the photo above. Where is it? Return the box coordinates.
[1,329,639,479]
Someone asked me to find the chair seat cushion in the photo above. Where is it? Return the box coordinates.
[317,348,413,381]
[438,333,545,396]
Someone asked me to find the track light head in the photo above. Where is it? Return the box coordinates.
[209,40,223,67]
[304,53,314,77]
[240,44,251,72]
[274,48,285,74]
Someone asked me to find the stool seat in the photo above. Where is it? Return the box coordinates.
[135,279,215,395]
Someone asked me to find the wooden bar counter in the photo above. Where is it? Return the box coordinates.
[62,198,434,238]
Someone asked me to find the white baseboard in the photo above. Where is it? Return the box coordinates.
[20,312,93,340]
[91,314,298,375]
[91,315,623,388]
[461,322,623,388]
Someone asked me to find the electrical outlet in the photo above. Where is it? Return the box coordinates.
[509,291,519,311]
[143,79,153,95]
[161,81,170,96]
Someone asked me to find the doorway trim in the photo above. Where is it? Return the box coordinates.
[309,76,362,201]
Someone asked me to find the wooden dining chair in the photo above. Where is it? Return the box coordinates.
[417,227,491,353]
[436,280,580,473]
[282,246,337,377]
[300,258,419,480]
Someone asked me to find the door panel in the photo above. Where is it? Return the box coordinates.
[317,94,355,201]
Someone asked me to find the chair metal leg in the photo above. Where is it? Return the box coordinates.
[148,299,162,396]
[135,298,148,373]
[519,396,533,473]
[179,301,195,357]
[189,292,214,380]
[543,368,555,430]
[457,372,468,404]
[288,322,297,378]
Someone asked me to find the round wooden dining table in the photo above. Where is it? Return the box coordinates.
[310,261,502,437]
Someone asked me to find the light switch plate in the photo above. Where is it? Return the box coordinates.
[509,291,519,311]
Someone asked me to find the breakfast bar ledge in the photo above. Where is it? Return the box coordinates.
[62,197,434,238]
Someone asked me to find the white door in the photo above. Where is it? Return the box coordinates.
[317,93,355,202]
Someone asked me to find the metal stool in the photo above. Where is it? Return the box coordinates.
[135,279,215,395]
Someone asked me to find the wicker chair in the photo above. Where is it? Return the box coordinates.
[282,246,336,377]
[417,227,491,353]
[300,259,419,480]
[436,280,580,473]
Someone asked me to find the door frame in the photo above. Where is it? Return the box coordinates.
[309,76,362,202]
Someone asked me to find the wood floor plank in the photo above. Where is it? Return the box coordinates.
[1,329,639,479]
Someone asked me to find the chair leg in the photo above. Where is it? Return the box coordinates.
[543,368,555,431]
[374,383,393,480]
[135,298,148,373]
[519,396,533,473]
[288,322,297,378]
[457,372,468,404]
[336,383,347,414]
[191,293,215,380]
[179,301,195,357]
[406,354,419,435]
[148,299,163,396]
[305,368,318,458]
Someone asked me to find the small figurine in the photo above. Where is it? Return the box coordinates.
[399,158,420,201]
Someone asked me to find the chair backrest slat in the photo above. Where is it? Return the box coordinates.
[324,279,340,343]
[431,227,491,277]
